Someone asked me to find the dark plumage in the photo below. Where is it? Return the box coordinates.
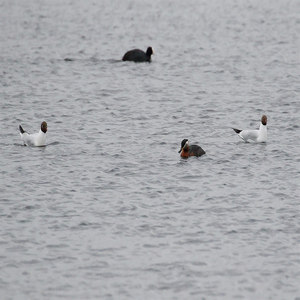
[19,125,25,134]
[41,121,47,133]
[232,128,242,134]
[122,47,153,62]
[178,139,205,158]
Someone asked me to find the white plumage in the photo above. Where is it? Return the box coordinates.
[233,115,267,143]
[19,121,47,147]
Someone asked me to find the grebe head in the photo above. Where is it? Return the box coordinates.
[178,139,189,153]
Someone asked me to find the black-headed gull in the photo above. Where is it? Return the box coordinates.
[232,115,267,143]
[178,139,206,158]
[19,121,47,146]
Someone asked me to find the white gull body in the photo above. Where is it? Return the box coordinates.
[19,121,47,147]
[233,115,267,143]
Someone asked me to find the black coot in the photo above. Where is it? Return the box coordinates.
[122,47,153,62]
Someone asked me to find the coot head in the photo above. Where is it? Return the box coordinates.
[146,47,153,57]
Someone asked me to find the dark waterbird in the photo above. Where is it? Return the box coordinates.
[178,139,205,158]
[122,47,153,62]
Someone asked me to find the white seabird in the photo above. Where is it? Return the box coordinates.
[232,115,267,143]
[19,121,47,146]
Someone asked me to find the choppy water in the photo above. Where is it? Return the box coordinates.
[1,0,300,299]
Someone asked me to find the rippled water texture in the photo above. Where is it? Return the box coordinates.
[1,0,300,299]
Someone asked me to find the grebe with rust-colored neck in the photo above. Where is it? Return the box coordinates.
[178,139,206,158]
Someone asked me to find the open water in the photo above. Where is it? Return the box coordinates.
[1,0,300,299]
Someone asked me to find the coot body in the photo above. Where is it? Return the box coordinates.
[122,47,153,62]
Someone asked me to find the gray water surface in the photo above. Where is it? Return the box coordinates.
[1,0,300,299]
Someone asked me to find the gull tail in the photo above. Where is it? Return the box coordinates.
[232,128,242,134]
[19,125,26,134]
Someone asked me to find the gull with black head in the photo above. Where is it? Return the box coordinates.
[19,121,48,147]
[232,115,267,143]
